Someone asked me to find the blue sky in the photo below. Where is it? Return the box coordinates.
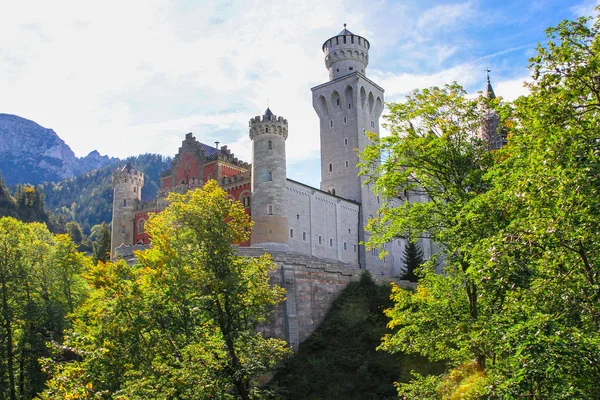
[0,0,596,188]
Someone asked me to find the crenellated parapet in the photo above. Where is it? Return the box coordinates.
[113,163,144,187]
[322,24,370,81]
[249,113,288,140]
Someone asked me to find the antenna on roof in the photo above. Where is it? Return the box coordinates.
[215,141,220,149]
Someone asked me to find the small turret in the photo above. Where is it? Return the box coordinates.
[249,108,289,247]
[322,24,370,81]
[111,162,144,259]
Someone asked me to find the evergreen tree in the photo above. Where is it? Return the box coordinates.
[400,239,423,282]
[91,222,111,263]
[0,173,17,218]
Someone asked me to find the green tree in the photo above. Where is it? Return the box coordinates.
[42,181,290,399]
[65,221,83,246]
[0,217,89,399]
[362,13,600,399]
[91,223,111,263]
[400,239,423,282]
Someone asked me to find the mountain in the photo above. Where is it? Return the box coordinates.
[0,113,118,185]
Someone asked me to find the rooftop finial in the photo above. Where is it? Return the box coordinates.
[344,23,347,29]
[485,67,491,82]
[484,68,496,99]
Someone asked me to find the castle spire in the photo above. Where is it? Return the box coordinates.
[485,68,496,99]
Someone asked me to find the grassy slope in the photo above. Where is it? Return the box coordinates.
[269,273,444,400]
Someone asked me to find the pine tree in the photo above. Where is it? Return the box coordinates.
[400,239,423,282]
[91,222,111,263]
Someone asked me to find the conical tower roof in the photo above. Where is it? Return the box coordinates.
[485,69,496,99]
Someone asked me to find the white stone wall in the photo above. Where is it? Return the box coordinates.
[285,179,360,267]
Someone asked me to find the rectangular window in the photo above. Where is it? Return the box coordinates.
[344,242,347,250]
[348,103,352,109]
[318,236,322,245]
[330,120,334,128]
[343,116,347,123]
[329,238,333,247]
[336,98,340,105]
[354,244,357,252]
[344,138,348,145]
[303,232,306,241]
[290,229,293,238]
[268,205,273,215]
[123,199,127,207]
[268,140,272,149]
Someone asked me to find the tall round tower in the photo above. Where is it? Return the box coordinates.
[249,108,289,247]
[322,24,370,81]
[111,161,144,259]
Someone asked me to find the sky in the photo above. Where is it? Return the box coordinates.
[0,0,597,188]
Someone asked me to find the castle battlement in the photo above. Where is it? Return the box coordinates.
[249,113,288,140]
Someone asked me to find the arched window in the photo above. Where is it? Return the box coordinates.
[303,232,306,241]
[138,219,145,233]
[329,163,332,172]
[344,242,347,250]
[329,238,333,247]
[290,229,294,238]
[344,138,348,146]
[318,235,322,245]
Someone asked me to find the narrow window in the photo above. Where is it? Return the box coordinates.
[345,161,349,168]
[329,238,333,247]
[266,127,269,133]
[268,171,273,181]
[351,36,354,44]
[377,195,380,204]
[123,199,127,207]
[354,244,357,252]
[121,225,126,233]
[348,103,352,109]
[303,232,306,241]
[371,248,376,256]
[344,138,348,145]
[344,242,347,250]
[336,68,339,72]
[318,236,322,245]
[371,121,375,128]
[268,205,273,215]
[133,186,137,193]
[343,116,347,123]
[336,37,339,45]
[329,163,332,172]
[290,229,294,238]
[343,36,346,44]
[330,120,334,128]
[268,140,272,149]
[336,98,340,105]
[363,128,366,135]
[332,188,336,195]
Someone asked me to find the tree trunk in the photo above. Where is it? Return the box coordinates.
[1,280,16,400]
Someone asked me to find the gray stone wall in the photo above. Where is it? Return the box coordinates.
[285,179,360,266]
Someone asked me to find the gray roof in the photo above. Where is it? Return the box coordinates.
[200,142,220,159]
[338,27,353,35]
[264,107,273,119]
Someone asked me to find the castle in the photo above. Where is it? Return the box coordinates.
[110,26,501,347]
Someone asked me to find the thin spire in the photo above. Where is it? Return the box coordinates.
[484,68,496,99]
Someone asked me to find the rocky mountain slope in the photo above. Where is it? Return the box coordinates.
[0,113,118,185]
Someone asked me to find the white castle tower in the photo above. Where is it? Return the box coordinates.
[111,162,143,259]
[249,108,289,247]
[311,25,385,270]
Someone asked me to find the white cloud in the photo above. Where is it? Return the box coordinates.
[416,1,475,32]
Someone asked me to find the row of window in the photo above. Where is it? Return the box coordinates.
[328,161,350,172]
[329,120,375,128]
[289,229,357,252]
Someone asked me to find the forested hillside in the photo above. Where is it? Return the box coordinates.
[269,273,443,399]
[40,153,171,233]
